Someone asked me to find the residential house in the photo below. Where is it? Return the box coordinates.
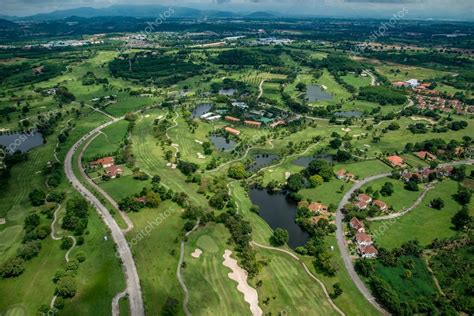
[224,127,241,136]
[373,200,388,212]
[358,194,372,204]
[307,202,328,213]
[205,115,221,122]
[350,217,365,233]
[244,120,262,128]
[358,245,378,259]
[355,232,373,247]
[386,155,405,168]
[336,169,347,179]
[415,151,437,161]
[91,157,115,168]
[355,201,368,210]
[225,116,240,123]
[269,120,285,128]
[105,165,123,179]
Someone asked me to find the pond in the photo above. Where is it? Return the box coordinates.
[192,103,212,118]
[247,154,280,172]
[334,111,362,118]
[306,85,333,102]
[249,188,310,248]
[218,89,237,96]
[209,135,236,151]
[0,131,44,154]
[292,153,335,167]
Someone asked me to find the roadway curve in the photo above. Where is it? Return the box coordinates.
[335,159,473,315]
[64,117,144,316]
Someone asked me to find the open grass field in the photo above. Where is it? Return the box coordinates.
[361,177,423,211]
[98,175,150,202]
[183,223,251,315]
[83,119,129,160]
[373,62,452,82]
[334,159,392,179]
[341,73,372,89]
[400,153,430,169]
[371,179,472,249]
[126,201,185,315]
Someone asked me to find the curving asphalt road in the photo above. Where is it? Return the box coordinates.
[64,117,144,316]
[335,159,473,315]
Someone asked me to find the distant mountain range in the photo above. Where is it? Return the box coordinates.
[3,5,279,22]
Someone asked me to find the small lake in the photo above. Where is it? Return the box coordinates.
[334,111,362,118]
[192,103,212,118]
[0,131,44,153]
[247,154,280,172]
[209,135,236,151]
[292,154,335,167]
[218,89,237,96]
[306,85,333,102]
[249,188,310,248]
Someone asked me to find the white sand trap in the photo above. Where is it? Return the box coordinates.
[0,218,6,225]
[222,250,263,316]
[195,139,203,145]
[156,115,164,120]
[285,172,291,179]
[191,248,203,258]
[145,114,150,118]
[171,164,177,169]
[197,153,206,159]
[342,128,351,132]
[321,85,328,90]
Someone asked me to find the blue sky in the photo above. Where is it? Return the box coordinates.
[1,0,472,20]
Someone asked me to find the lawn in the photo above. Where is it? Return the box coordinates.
[99,175,149,202]
[334,159,392,179]
[371,179,471,249]
[361,177,423,211]
[83,120,129,160]
[182,223,251,315]
[126,201,185,315]
[341,73,372,89]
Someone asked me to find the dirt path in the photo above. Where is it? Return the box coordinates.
[368,182,436,221]
[49,203,77,309]
[257,79,266,99]
[177,220,200,316]
[250,241,345,316]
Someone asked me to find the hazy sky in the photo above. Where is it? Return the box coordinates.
[1,0,473,20]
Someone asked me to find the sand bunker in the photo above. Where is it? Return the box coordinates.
[195,140,203,145]
[191,248,202,258]
[197,153,206,159]
[222,250,263,316]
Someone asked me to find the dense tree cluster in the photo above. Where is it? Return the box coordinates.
[358,86,407,105]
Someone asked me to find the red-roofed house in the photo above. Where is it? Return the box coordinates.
[134,196,147,204]
[224,127,241,136]
[415,151,437,161]
[359,245,378,259]
[91,156,115,168]
[350,217,365,233]
[355,232,373,247]
[244,120,262,128]
[358,194,372,204]
[307,202,328,213]
[355,201,368,210]
[225,116,240,123]
[393,81,410,88]
[386,155,405,168]
[373,200,388,211]
[105,165,123,179]
[336,169,346,179]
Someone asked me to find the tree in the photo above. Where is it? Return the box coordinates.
[309,174,324,188]
[354,259,375,277]
[270,228,289,246]
[0,257,25,278]
[335,150,351,162]
[29,189,46,206]
[24,213,40,232]
[55,276,77,298]
[305,160,333,181]
[454,186,471,205]
[380,182,394,197]
[329,138,342,149]
[60,237,73,250]
[430,198,444,210]
[17,240,41,260]
[330,283,343,299]
[404,180,419,192]
[451,207,472,231]
[296,82,307,92]
[228,163,247,180]
[162,297,179,316]
[287,174,305,192]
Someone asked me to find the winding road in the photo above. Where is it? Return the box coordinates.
[64,117,144,316]
[335,159,473,315]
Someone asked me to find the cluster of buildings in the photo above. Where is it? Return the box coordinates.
[25,39,103,49]
[401,165,454,183]
[248,37,293,46]
[90,156,123,179]
[350,217,378,259]
[222,115,286,136]
[298,201,334,225]
[353,194,388,212]
[335,169,356,181]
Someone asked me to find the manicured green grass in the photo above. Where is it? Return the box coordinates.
[126,201,185,315]
[361,177,422,211]
[99,175,149,202]
[375,63,452,82]
[300,179,347,207]
[334,159,392,179]
[371,180,471,249]
[374,256,436,301]
[183,223,251,315]
[341,74,371,89]
[83,120,129,160]
[400,153,429,169]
